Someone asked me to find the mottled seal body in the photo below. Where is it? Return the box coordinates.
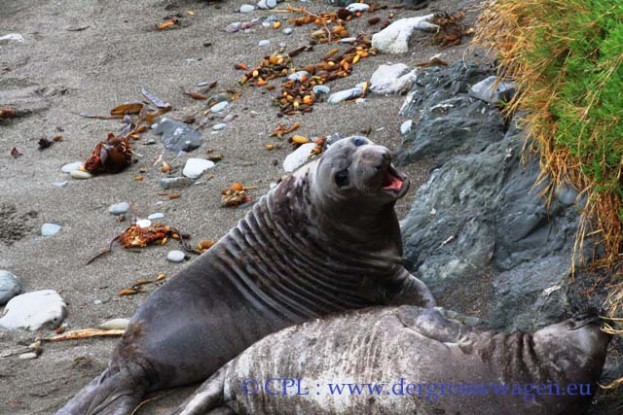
[57,137,435,415]
[177,307,610,415]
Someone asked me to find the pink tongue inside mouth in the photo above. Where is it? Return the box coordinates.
[382,171,404,191]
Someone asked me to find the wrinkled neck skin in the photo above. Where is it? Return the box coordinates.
[306,163,403,259]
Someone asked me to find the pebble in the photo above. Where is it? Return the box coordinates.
[61,161,83,173]
[469,76,517,104]
[257,0,268,9]
[0,270,21,306]
[267,0,277,7]
[0,290,67,331]
[70,169,93,179]
[41,223,62,237]
[136,219,152,228]
[239,4,254,13]
[400,119,413,135]
[183,158,216,179]
[167,250,186,263]
[283,143,317,172]
[146,139,157,145]
[312,85,330,97]
[288,71,309,82]
[210,101,229,113]
[153,118,203,153]
[258,39,270,47]
[225,22,242,32]
[0,33,25,43]
[338,37,357,43]
[98,318,130,331]
[52,181,68,188]
[18,352,39,360]
[346,3,369,12]
[159,177,194,189]
[223,114,236,123]
[148,212,165,220]
[108,202,130,216]
[282,28,293,35]
[370,63,416,95]
[328,83,366,104]
[212,123,226,131]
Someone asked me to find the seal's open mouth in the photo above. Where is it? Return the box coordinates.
[381,165,407,194]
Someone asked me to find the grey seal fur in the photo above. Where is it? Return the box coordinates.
[175,307,610,415]
[56,136,435,415]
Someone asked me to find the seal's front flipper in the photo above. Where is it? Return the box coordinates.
[56,365,146,415]
[173,364,230,415]
[383,268,436,308]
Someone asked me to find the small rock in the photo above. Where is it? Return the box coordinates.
[0,290,67,331]
[346,3,369,12]
[69,169,93,180]
[312,85,330,98]
[207,152,223,162]
[283,143,317,172]
[146,139,157,145]
[370,63,417,95]
[159,177,194,190]
[98,318,130,331]
[212,123,226,131]
[469,76,517,104]
[338,37,357,43]
[108,202,130,216]
[0,33,25,43]
[18,352,39,360]
[167,250,186,263]
[258,39,270,47]
[371,15,438,54]
[288,71,309,82]
[52,181,69,188]
[225,22,242,32]
[153,118,203,153]
[257,0,268,9]
[223,114,237,123]
[148,213,165,220]
[328,83,366,104]
[183,158,216,179]
[263,15,279,24]
[61,161,83,173]
[400,119,413,135]
[240,4,254,13]
[136,219,152,228]
[210,101,229,113]
[0,270,21,306]
[41,223,62,237]
[282,28,294,35]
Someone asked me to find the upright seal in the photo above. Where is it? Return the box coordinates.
[176,307,610,415]
[57,136,436,415]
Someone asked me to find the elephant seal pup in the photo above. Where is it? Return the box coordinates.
[57,136,436,415]
[175,307,610,415]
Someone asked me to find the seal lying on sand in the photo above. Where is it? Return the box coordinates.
[56,136,436,415]
[175,307,610,415]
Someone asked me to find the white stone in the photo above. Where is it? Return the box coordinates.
[283,143,317,172]
[371,14,438,54]
[212,123,226,131]
[61,161,83,173]
[287,71,309,82]
[0,290,67,331]
[210,101,229,113]
[70,169,93,179]
[267,0,277,8]
[328,83,366,104]
[257,0,268,9]
[136,219,152,229]
[346,3,369,12]
[147,212,165,220]
[52,181,69,188]
[183,158,215,179]
[0,33,25,43]
[98,318,130,331]
[167,250,186,263]
[282,28,293,35]
[258,39,270,47]
[41,223,62,237]
[108,202,130,215]
[240,4,254,13]
[370,63,417,94]
[400,119,413,135]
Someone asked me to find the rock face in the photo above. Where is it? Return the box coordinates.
[398,62,585,331]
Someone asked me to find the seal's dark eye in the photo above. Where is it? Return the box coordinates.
[352,137,367,147]
[335,169,349,187]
